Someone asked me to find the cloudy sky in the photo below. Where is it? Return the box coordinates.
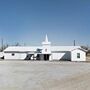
[0,0,90,46]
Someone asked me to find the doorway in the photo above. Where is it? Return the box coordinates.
[36,54,40,60]
[44,54,49,60]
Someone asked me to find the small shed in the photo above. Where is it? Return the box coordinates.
[71,48,86,61]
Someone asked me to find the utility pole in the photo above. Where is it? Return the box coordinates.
[74,40,75,46]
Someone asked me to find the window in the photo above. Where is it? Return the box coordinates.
[77,53,80,58]
[12,53,15,56]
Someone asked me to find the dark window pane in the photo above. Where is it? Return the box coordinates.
[77,53,80,58]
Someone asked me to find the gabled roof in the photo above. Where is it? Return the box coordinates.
[71,48,87,52]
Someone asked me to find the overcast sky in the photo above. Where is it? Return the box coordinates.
[0,0,90,46]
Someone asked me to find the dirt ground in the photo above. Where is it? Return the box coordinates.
[86,55,90,61]
[0,60,90,90]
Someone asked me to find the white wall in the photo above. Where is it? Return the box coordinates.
[0,52,4,58]
[52,53,65,60]
[71,49,86,61]
[51,51,71,61]
[42,45,51,54]
[4,53,27,59]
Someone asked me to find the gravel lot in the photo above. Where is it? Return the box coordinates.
[0,60,90,90]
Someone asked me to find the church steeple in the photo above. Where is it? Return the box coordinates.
[42,34,51,45]
[42,34,51,55]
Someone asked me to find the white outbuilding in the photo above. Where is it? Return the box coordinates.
[3,35,86,61]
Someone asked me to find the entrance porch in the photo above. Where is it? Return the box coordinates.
[25,53,51,61]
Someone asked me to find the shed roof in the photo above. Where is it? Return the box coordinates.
[71,48,87,52]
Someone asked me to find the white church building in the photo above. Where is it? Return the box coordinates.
[3,35,86,61]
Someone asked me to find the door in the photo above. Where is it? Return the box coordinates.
[44,54,49,60]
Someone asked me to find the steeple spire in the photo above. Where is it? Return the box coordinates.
[42,34,51,45]
[45,34,48,42]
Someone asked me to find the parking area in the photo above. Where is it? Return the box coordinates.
[0,60,90,90]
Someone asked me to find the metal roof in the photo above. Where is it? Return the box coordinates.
[4,46,42,52]
[51,46,81,51]
[4,46,81,52]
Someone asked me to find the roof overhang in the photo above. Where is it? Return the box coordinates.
[71,48,87,52]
